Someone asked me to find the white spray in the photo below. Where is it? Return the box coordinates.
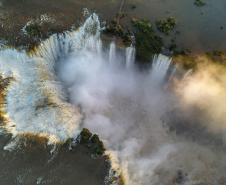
[1,13,226,185]
[125,46,135,68]
[109,42,116,66]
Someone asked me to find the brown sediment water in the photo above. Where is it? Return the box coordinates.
[0,0,226,51]
[0,134,108,185]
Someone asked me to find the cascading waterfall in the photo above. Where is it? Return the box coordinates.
[97,39,103,56]
[109,42,116,65]
[0,13,105,142]
[1,13,226,185]
[0,49,82,143]
[125,46,135,68]
[0,12,172,183]
[151,54,172,82]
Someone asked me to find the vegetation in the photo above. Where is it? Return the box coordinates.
[25,23,42,37]
[79,128,92,144]
[76,128,105,156]
[194,0,206,7]
[132,18,163,63]
[104,18,132,45]
[173,50,226,71]
[90,134,105,156]
[156,17,177,35]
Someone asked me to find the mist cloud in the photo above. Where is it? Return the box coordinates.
[1,14,226,185]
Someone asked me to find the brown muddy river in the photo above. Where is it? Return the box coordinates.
[0,134,108,185]
[0,0,226,51]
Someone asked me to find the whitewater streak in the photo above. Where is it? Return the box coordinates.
[0,14,104,141]
[1,13,226,185]
[0,14,111,142]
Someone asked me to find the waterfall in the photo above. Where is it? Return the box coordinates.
[109,42,116,65]
[125,46,135,69]
[0,13,104,142]
[151,54,172,82]
[0,13,181,185]
[97,39,103,56]
[0,11,225,185]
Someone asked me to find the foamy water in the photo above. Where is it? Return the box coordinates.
[1,13,226,185]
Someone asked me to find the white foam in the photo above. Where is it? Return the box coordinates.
[2,13,222,185]
[125,46,135,69]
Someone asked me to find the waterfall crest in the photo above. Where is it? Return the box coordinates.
[0,13,177,185]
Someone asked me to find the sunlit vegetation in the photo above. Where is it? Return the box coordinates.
[173,51,226,70]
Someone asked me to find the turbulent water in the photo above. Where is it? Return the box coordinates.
[1,13,226,185]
